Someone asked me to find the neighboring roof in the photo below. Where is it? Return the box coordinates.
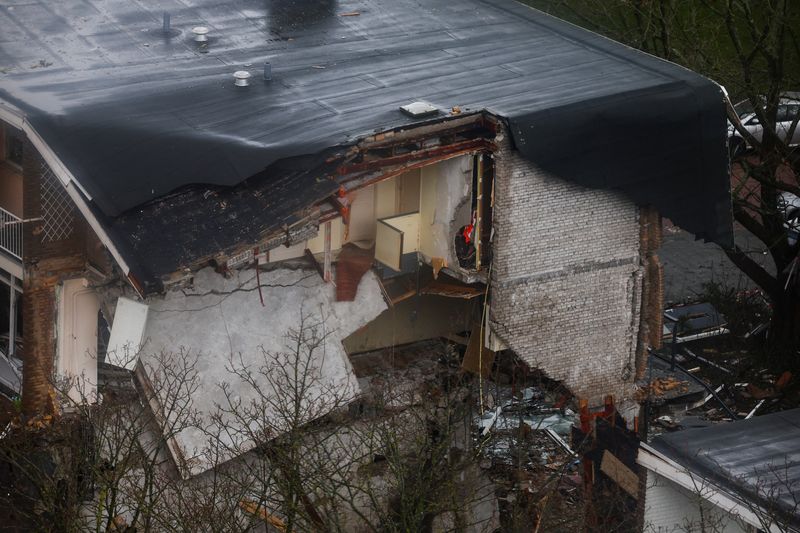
[0,0,732,286]
[651,408,800,527]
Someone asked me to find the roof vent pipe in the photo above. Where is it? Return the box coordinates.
[192,26,209,42]
[263,62,272,81]
[162,12,171,34]
[233,70,251,87]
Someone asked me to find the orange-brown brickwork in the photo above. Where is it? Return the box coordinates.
[20,138,93,416]
[635,206,664,380]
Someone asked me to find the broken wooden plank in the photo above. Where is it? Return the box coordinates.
[600,450,639,499]
[745,399,765,419]
[239,500,287,531]
[419,280,483,299]
[304,248,325,280]
[443,333,469,346]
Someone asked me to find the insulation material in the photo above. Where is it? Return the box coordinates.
[418,157,473,267]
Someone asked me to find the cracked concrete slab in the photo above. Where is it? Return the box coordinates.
[138,266,387,476]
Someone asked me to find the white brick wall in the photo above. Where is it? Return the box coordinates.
[489,131,642,405]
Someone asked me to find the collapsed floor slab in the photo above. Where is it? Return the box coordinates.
[137,266,387,477]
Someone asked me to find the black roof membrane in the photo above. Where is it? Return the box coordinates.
[0,0,732,284]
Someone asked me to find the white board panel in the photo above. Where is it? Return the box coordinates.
[107,297,149,370]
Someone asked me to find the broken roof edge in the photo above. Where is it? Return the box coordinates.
[0,98,141,295]
[497,0,733,247]
[111,113,496,294]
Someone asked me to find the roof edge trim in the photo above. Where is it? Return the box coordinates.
[0,98,133,285]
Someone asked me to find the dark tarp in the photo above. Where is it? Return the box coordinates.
[0,0,732,288]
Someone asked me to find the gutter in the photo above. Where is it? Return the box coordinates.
[0,99,138,295]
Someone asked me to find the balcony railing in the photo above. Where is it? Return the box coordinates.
[0,207,22,260]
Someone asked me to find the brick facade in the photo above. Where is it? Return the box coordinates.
[21,138,93,416]
[489,130,651,405]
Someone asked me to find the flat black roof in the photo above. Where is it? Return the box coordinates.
[0,0,732,286]
[652,408,800,527]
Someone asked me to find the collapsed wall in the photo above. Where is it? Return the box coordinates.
[489,131,647,406]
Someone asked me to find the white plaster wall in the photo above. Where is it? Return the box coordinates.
[140,267,387,476]
[418,155,473,268]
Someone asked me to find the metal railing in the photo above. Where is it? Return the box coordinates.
[0,207,22,260]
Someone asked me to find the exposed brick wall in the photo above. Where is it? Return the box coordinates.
[21,138,90,416]
[635,206,664,379]
[489,128,644,406]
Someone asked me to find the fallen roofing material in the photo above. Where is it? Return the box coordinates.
[0,0,732,288]
[645,408,800,530]
[335,243,375,302]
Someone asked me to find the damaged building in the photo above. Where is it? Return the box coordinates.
[0,0,730,495]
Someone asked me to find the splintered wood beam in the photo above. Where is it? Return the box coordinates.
[327,196,350,224]
[323,220,332,282]
[337,138,493,174]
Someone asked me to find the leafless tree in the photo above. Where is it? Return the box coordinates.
[0,348,205,532]
[0,311,505,532]
[204,311,499,532]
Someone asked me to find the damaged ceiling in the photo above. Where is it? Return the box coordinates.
[0,0,732,289]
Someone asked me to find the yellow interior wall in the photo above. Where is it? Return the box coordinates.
[267,241,306,262]
[398,169,421,213]
[307,217,345,255]
[418,165,438,257]
[375,179,397,219]
[347,185,376,243]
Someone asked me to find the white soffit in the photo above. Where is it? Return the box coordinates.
[107,297,149,370]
